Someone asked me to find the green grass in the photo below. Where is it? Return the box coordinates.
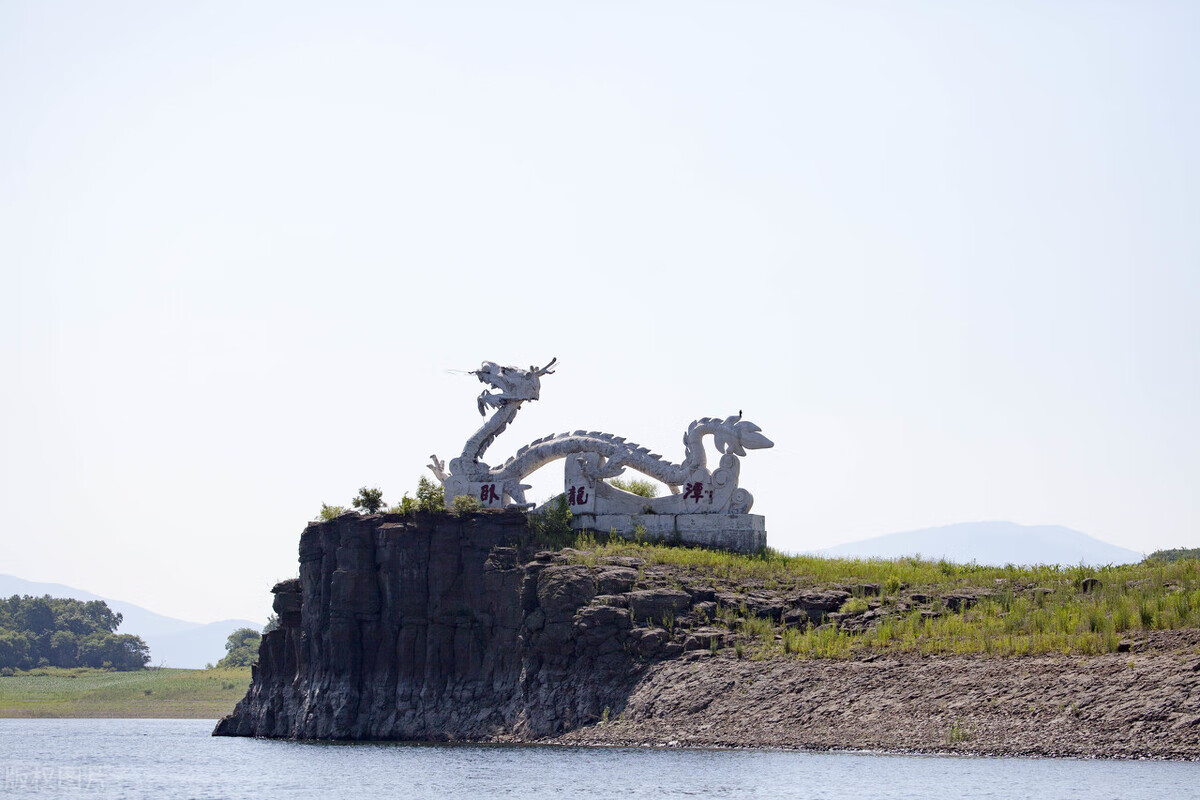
[565,536,1200,659]
[576,538,1197,592]
[0,666,252,718]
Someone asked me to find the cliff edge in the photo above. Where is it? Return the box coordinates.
[214,510,644,739]
[214,512,1200,759]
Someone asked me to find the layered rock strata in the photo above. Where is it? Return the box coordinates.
[214,510,649,739]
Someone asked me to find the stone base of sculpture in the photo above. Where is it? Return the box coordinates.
[571,512,766,554]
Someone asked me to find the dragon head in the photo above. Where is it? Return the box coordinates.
[712,414,774,456]
[471,357,557,415]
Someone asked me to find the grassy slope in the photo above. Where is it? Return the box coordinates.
[0,666,251,718]
[565,535,1200,659]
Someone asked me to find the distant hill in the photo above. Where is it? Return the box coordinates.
[0,575,260,669]
[815,521,1143,566]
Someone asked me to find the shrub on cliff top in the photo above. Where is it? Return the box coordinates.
[452,494,481,515]
[318,503,348,521]
[387,494,417,515]
[526,495,574,550]
[416,476,445,513]
[352,486,385,514]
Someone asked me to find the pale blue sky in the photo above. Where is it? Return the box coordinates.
[2,1,1197,623]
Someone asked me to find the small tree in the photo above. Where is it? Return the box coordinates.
[352,486,385,514]
[387,494,416,515]
[416,476,444,513]
[217,627,262,668]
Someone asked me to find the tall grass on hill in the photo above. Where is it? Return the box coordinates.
[566,537,1200,659]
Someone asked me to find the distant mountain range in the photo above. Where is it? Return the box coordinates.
[0,574,260,669]
[814,521,1144,566]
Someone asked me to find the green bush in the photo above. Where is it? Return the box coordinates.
[416,476,445,513]
[452,494,481,515]
[318,503,348,521]
[839,597,869,614]
[216,627,261,669]
[608,477,660,498]
[527,495,574,550]
[387,494,417,515]
[352,486,385,514]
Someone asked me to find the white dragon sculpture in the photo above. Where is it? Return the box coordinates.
[429,358,773,515]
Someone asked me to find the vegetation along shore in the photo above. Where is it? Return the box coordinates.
[0,666,251,718]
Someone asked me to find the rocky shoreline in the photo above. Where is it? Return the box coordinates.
[546,629,1200,760]
[214,511,1200,759]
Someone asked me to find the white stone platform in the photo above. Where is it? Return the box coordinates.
[571,513,766,554]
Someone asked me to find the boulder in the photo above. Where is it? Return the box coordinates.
[595,567,639,595]
[599,556,644,569]
[574,605,632,654]
[691,601,717,621]
[631,627,670,657]
[271,586,302,627]
[272,578,301,594]
[682,627,726,651]
[783,608,812,627]
[627,589,692,626]
[537,565,597,617]
[791,590,851,615]
[944,593,990,612]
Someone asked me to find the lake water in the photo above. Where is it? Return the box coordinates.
[1,719,1198,800]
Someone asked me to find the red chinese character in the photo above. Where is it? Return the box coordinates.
[684,482,704,502]
[569,486,589,505]
[480,484,499,503]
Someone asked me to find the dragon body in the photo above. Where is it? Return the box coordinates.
[432,359,773,514]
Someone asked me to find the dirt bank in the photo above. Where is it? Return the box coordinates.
[552,629,1200,760]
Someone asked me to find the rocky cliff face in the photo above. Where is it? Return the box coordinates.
[213,510,651,739]
[214,510,1200,758]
